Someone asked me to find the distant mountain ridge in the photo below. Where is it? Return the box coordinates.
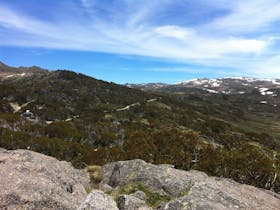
[126,77,280,95]
[0,62,47,80]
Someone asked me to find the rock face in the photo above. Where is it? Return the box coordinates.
[0,148,89,209]
[0,150,279,210]
[102,159,280,210]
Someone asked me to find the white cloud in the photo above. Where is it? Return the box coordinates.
[155,25,195,40]
[201,38,267,54]
[0,0,280,77]
[0,4,267,59]
[211,0,280,33]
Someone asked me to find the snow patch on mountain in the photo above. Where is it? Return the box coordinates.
[259,87,274,95]
[203,88,218,93]
[179,77,280,85]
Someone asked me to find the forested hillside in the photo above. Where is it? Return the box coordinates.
[0,62,279,193]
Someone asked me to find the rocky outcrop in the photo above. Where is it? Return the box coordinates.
[102,160,206,198]
[0,148,89,209]
[0,149,279,210]
[102,159,280,210]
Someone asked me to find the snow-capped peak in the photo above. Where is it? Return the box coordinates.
[178,78,222,87]
[175,77,280,95]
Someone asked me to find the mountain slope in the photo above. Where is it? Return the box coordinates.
[127,77,280,140]
[0,62,279,193]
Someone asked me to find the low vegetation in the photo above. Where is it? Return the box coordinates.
[110,183,171,208]
[0,66,279,194]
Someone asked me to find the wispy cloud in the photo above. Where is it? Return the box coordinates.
[155,25,195,40]
[210,0,280,33]
[0,0,280,77]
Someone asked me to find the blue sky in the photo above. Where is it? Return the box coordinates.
[0,0,280,83]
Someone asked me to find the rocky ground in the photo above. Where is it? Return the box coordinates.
[99,159,280,209]
[0,148,279,209]
[0,148,89,209]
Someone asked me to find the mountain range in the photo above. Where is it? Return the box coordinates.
[0,62,279,193]
[127,77,280,95]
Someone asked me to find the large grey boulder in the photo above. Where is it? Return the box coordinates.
[77,190,118,210]
[158,178,280,210]
[102,159,280,210]
[0,148,89,210]
[102,159,206,197]
[117,194,152,210]
[131,191,147,201]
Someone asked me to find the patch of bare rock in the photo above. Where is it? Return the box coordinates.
[0,149,279,210]
[99,159,280,210]
[0,148,89,209]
